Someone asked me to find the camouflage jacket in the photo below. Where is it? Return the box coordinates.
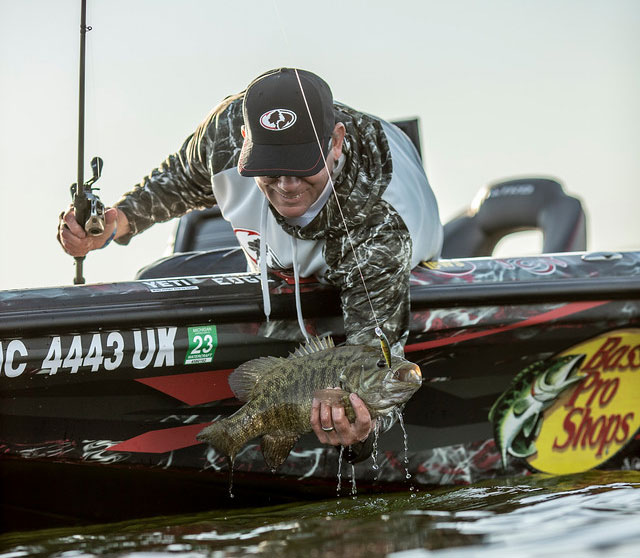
[115,94,442,350]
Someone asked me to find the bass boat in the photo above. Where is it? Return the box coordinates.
[1,176,639,530]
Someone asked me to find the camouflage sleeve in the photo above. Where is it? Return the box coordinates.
[324,200,412,353]
[113,112,219,244]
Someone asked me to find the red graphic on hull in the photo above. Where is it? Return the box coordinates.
[108,423,211,453]
[136,369,234,405]
[406,301,607,353]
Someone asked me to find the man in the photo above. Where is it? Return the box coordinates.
[59,68,443,454]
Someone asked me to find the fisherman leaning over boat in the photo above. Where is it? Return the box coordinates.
[57,68,443,459]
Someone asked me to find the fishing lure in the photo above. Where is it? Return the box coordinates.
[375,326,392,368]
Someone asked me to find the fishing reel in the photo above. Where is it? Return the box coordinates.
[71,156,106,236]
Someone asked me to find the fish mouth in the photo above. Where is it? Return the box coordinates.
[396,363,422,384]
[364,363,422,417]
[532,354,585,401]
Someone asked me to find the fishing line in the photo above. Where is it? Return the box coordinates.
[269,2,390,357]
[270,0,291,51]
[85,5,99,178]
[293,69,382,335]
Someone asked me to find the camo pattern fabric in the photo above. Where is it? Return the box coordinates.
[115,96,414,350]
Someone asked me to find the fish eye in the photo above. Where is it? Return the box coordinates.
[377,359,387,368]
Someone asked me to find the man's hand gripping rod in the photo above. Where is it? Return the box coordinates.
[70,156,105,284]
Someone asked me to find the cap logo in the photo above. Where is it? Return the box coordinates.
[259,109,297,131]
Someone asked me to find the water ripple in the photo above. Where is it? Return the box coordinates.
[1,471,639,558]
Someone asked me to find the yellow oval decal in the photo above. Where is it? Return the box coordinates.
[528,329,640,474]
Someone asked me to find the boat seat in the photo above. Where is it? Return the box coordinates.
[135,247,247,279]
[171,205,239,254]
[136,206,246,279]
[441,178,587,258]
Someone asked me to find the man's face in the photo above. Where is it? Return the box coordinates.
[249,123,345,219]
[254,167,330,219]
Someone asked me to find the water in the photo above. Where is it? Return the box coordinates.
[1,471,639,558]
[396,410,411,480]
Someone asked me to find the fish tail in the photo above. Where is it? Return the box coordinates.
[196,418,246,460]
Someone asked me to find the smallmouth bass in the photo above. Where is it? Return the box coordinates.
[196,336,422,469]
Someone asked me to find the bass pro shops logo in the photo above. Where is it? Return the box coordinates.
[259,109,297,131]
[490,329,640,474]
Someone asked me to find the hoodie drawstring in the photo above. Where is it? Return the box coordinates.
[258,198,309,342]
[290,235,310,342]
[259,198,271,322]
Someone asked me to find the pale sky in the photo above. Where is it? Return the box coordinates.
[1,0,639,290]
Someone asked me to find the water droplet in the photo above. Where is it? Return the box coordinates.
[350,463,357,496]
[396,409,411,481]
[228,457,235,499]
[370,420,381,477]
[336,445,344,497]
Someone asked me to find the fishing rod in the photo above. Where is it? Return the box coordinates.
[70,0,105,284]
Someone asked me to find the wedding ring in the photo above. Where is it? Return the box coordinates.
[321,426,334,432]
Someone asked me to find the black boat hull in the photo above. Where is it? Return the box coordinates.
[2,252,639,528]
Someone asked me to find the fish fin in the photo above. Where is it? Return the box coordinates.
[261,433,299,470]
[229,356,284,401]
[290,336,335,358]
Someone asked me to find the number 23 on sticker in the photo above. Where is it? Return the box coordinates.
[185,325,218,364]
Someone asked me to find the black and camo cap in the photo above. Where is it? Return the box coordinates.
[238,68,335,178]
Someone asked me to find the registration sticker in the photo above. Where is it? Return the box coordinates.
[185,325,218,364]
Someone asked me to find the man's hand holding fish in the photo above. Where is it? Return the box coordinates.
[311,391,374,448]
